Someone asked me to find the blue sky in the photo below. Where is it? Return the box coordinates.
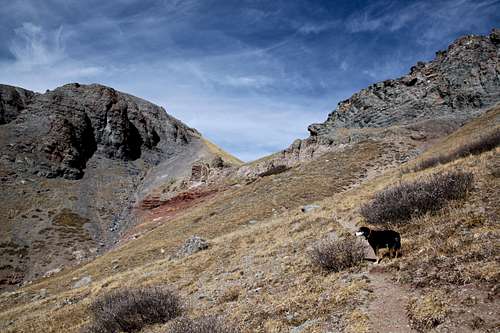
[1,0,499,161]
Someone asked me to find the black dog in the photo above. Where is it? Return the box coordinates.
[356,227,401,263]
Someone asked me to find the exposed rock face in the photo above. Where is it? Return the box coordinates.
[308,29,500,137]
[0,85,36,124]
[237,29,499,182]
[3,83,199,179]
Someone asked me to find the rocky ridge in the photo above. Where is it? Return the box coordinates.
[308,28,500,137]
[238,29,500,179]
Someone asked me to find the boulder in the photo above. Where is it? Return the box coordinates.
[175,236,209,258]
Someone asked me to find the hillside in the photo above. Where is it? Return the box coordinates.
[0,30,499,333]
[0,83,241,290]
[0,104,498,333]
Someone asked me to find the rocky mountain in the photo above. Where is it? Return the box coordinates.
[308,28,500,137]
[235,29,500,180]
[0,83,241,289]
[0,30,499,333]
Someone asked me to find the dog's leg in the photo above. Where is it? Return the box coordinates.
[389,248,394,259]
[375,247,381,263]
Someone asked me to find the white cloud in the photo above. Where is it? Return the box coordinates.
[340,60,348,71]
[346,1,423,33]
[346,0,496,38]
[298,21,338,35]
[9,22,65,69]
[222,75,274,89]
[0,23,107,91]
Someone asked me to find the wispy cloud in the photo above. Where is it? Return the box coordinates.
[9,22,65,68]
[346,0,498,41]
[1,22,105,90]
[0,0,499,161]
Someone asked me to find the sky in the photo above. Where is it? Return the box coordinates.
[1,0,499,161]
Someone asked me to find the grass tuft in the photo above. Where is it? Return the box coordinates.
[360,170,473,224]
[167,316,239,333]
[310,236,365,272]
[407,292,449,332]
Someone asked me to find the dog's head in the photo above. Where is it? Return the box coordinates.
[355,227,370,238]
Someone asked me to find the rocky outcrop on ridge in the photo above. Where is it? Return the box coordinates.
[1,83,199,179]
[238,29,499,181]
[308,29,500,137]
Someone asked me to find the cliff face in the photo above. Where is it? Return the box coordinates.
[0,83,238,289]
[308,29,500,137]
[1,83,199,179]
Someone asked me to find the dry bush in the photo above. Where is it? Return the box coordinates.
[218,286,241,303]
[408,129,500,173]
[85,286,182,333]
[167,316,239,333]
[360,170,473,224]
[407,292,449,332]
[310,236,365,272]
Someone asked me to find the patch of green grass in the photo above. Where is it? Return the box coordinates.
[53,209,90,229]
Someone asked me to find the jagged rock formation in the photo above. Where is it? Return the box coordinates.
[0,83,239,289]
[2,83,198,179]
[238,29,499,180]
[0,85,36,124]
[308,29,500,137]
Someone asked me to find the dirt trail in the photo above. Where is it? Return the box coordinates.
[367,267,415,332]
[340,217,415,332]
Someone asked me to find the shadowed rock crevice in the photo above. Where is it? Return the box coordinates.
[42,113,98,179]
[0,85,36,124]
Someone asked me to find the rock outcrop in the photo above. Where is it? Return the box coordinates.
[238,29,499,181]
[308,29,500,137]
[0,85,36,124]
[2,83,199,179]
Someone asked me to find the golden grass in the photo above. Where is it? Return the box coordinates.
[407,291,449,332]
[201,138,243,166]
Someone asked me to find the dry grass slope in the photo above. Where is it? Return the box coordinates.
[0,106,498,332]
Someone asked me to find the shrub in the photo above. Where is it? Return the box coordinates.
[310,236,365,272]
[409,129,500,173]
[360,170,473,224]
[86,286,182,333]
[167,316,239,333]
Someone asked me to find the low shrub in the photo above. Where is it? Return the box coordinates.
[86,286,182,333]
[408,129,500,173]
[167,316,239,333]
[360,170,473,224]
[310,236,365,272]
